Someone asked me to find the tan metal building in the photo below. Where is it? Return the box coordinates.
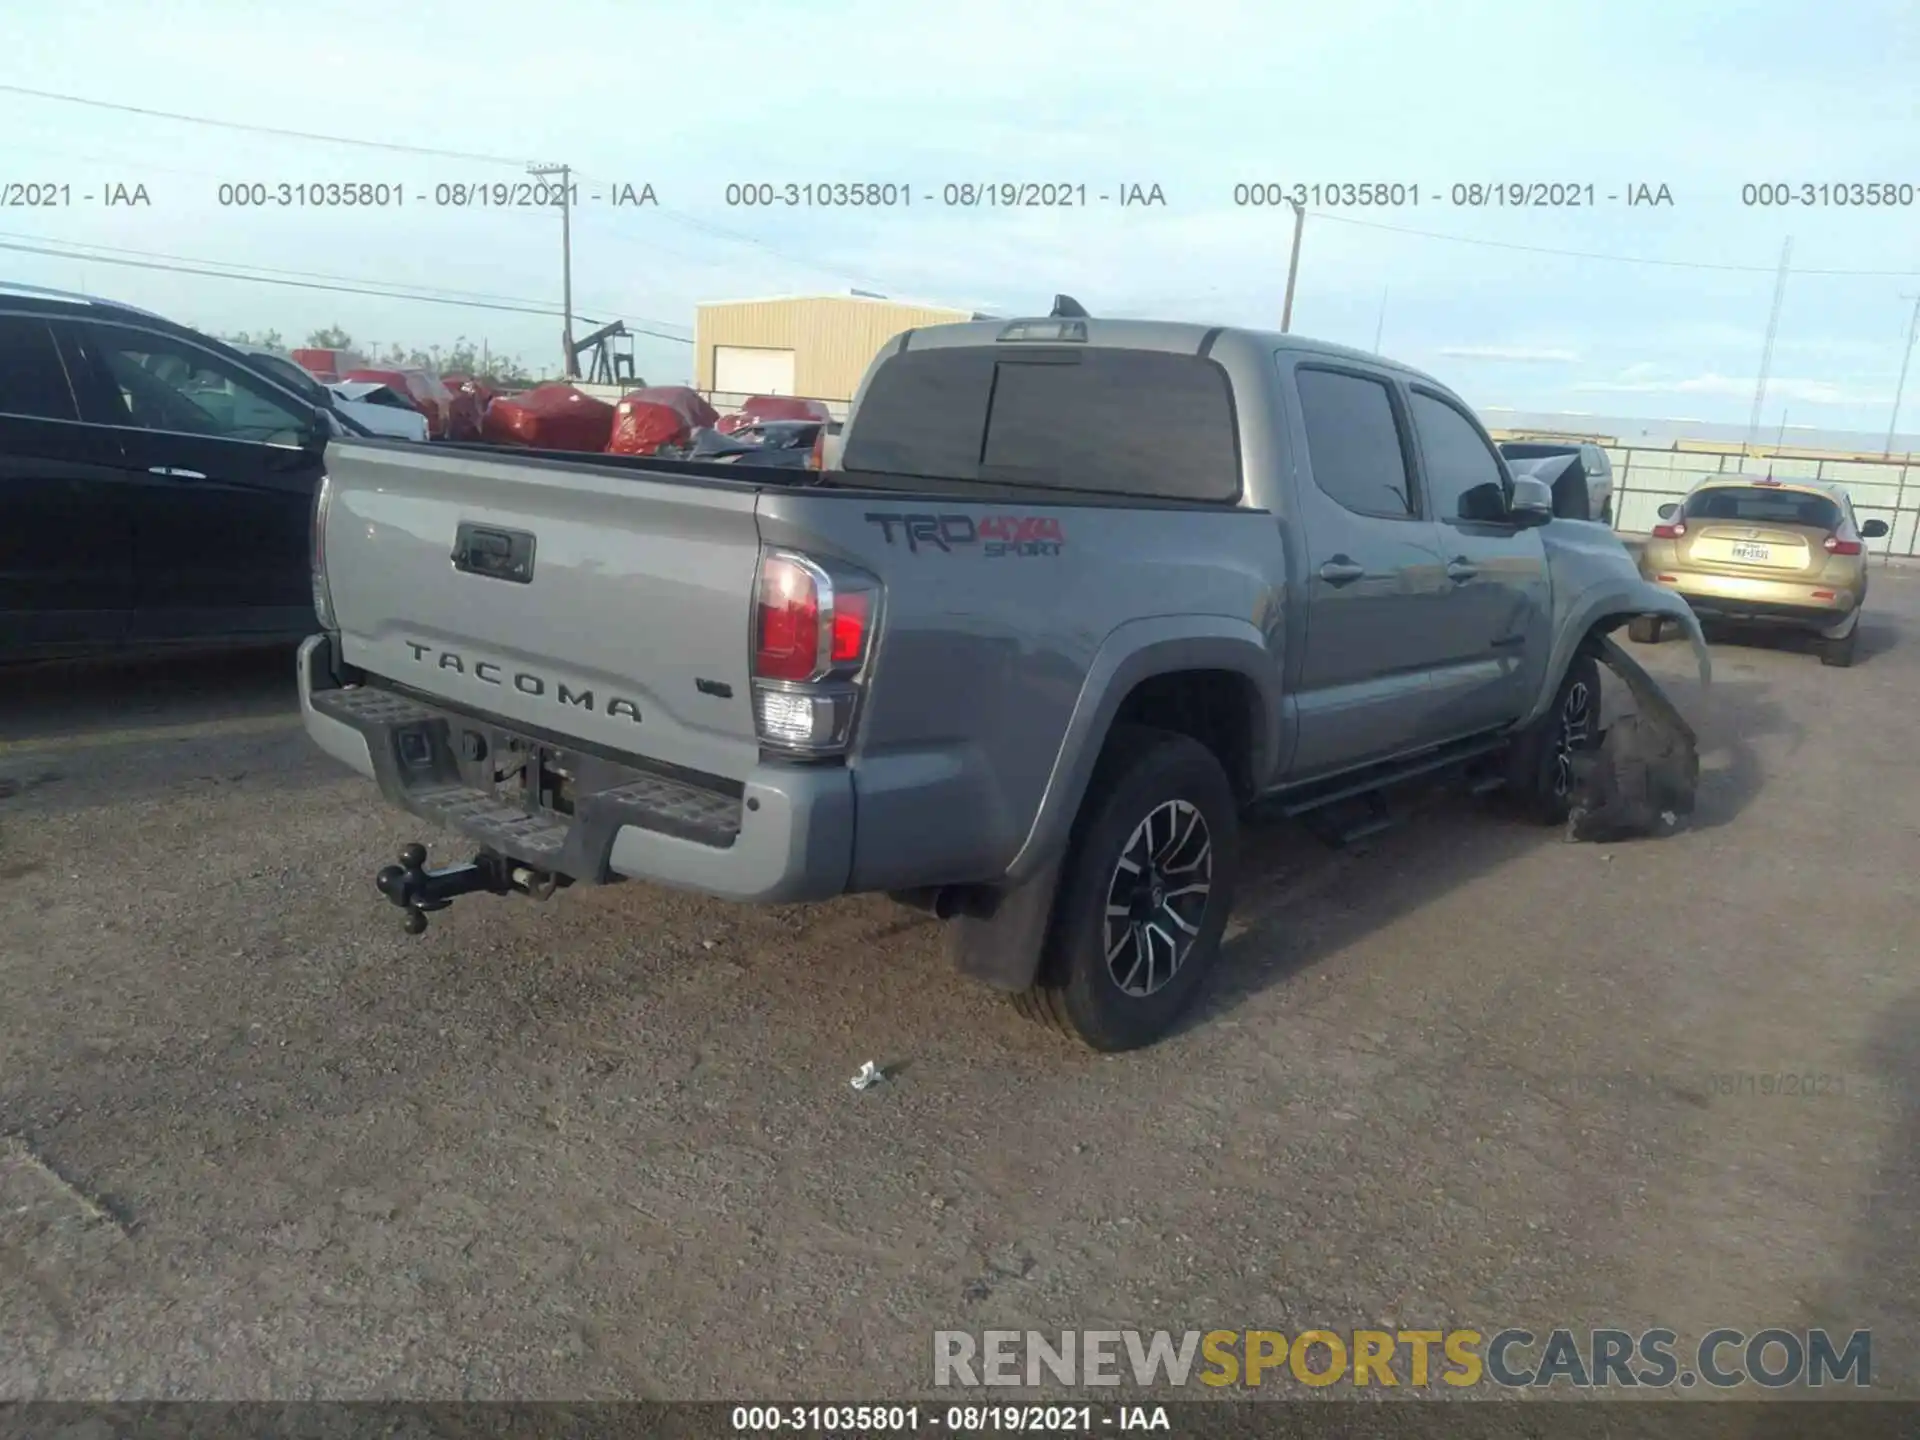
[693,293,988,403]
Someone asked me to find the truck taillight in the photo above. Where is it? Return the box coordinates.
[751,550,878,755]
[310,471,336,630]
[807,427,825,470]
[754,554,824,681]
[831,590,869,662]
[1824,534,1863,556]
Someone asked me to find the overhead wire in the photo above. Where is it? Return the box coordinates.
[0,237,695,342]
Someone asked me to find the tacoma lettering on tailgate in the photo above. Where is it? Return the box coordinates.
[403,641,643,722]
[864,512,1065,557]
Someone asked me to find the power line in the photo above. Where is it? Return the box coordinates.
[0,87,914,296]
[0,228,686,327]
[25,85,1918,286]
[1305,209,1920,277]
[0,238,695,342]
[0,84,529,166]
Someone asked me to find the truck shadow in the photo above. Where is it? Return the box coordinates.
[1188,797,1546,1036]
[0,643,321,817]
[0,642,299,735]
[1182,673,1793,1036]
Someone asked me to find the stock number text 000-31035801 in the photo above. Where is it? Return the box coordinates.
[210,180,659,208]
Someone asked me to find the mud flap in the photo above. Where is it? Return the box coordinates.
[1565,636,1702,842]
[945,859,1065,992]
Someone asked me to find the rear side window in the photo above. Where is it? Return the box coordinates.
[0,315,79,421]
[841,348,996,480]
[1685,486,1842,529]
[1294,367,1415,518]
[842,345,1241,501]
[980,351,1240,500]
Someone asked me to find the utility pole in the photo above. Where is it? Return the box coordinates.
[1281,200,1305,333]
[529,162,575,378]
[1883,293,1920,457]
[1746,236,1792,452]
[1766,410,1789,479]
[1373,286,1388,352]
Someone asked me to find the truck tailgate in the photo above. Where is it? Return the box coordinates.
[322,441,763,781]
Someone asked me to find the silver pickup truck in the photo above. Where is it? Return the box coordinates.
[300,305,1709,1050]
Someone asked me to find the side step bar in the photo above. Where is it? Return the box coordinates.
[1266,734,1512,820]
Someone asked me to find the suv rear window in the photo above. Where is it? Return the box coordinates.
[1684,486,1842,529]
[842,345,1241,501]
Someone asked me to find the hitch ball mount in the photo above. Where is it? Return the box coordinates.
[374,843,561,934]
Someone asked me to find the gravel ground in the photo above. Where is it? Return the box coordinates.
[2,577,1917,1402]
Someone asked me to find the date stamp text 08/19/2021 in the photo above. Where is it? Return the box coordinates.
[12,176,1920,211]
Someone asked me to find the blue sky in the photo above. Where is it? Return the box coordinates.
[5,0,1919,430]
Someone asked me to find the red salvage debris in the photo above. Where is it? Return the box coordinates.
[481,384,616,452]
[626,385,720,430]
[718,394,832,432]
[607,400,690,456]
[607,386,721,454]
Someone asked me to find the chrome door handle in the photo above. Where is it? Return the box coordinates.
[1318,559,1366,586]
[148,466,207,480]
[1446,559,1478,583]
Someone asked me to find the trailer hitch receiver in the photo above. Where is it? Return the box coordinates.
[375,843,515,934]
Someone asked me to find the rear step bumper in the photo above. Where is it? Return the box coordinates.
[297,634,854,903]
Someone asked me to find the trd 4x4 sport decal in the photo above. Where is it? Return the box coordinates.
[864,512,1065,557]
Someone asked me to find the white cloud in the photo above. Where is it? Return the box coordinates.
[1573,371,1891,406]
[1438,346,1581,364]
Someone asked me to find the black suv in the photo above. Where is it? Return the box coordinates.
[0,285,333,662]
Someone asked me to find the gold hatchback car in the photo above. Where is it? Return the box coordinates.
[1631,475,1890,666]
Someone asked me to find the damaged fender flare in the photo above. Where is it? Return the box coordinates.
[1519,585,1711,732]
[1567,634,1704,841]
[1591,633,1700,753]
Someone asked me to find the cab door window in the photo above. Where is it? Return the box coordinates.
[1409,390,1509,523]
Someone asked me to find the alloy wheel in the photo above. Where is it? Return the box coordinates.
[1551,677,1595,798]
[1103,799,1214,998]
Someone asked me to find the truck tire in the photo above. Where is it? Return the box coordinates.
[1627,615,1663,644]
[1503,655,1601,826]
[1012,726,1240,1052]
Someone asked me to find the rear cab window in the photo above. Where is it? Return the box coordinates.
[1684,486,1842,530]
[841,345,1241,501]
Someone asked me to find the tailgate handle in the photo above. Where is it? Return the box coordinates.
[452,523,536,584]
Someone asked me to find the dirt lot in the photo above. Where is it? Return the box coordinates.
[3,576,1918,1402]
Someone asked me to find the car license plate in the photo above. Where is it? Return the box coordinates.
[1729,542,1772,563]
